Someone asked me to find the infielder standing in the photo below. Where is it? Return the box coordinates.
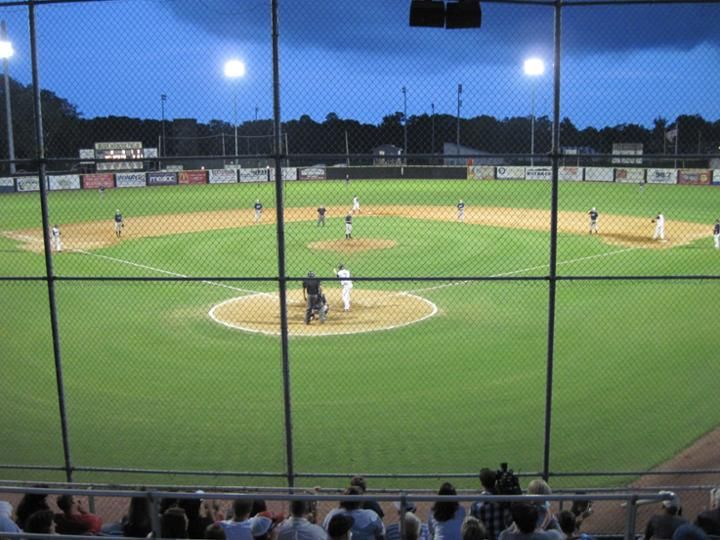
[317,206,326,226]
[457,199,465,222]
[51,224,62,252]
[344,213,353,239]
[335,263,353,312]
[254,199,263,222]
[589,207,599,234]
[652,212,665,241]
[352,195,360,214]
[114,209,124,238]
[713,219,720,249]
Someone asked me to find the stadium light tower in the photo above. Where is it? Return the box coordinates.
[402,86,408,163]
[0,21,16,174]
[523,57,545,166]
[224,58,246,163]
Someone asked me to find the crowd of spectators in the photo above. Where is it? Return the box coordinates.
[1,475,719,540]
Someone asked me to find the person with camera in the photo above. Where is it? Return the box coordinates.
[471,468,514,540]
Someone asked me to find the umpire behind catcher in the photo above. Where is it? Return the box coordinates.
[302,271,322,325]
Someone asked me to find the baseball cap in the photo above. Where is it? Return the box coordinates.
[250,516,273,538]
[660,491,680,509]
[328,514,354,538]
[393,500,417,513]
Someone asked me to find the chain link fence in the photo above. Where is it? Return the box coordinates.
[0,0,719,492]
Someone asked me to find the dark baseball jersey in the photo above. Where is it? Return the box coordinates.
[318,207,326,216]
[303,278,321,296]
[114,212,123,223]
[345,214,352,225]
[714,222,720,235]
[589,210,598,221]
[457,202,465,210]
[254,202,263,211]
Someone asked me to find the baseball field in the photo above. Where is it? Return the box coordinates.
[1,178,719,488]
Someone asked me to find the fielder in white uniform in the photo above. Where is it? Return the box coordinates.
[335,263,353,312]
[344,214,353,239]
[254,199,263,222]
[652,212,665,241]
[713,220,720,249]
[51,224,62,252]
[114,209,124,238]
[457,200,465,222]
[352,195,360,214]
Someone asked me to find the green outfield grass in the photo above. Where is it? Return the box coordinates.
[1,179,719,488]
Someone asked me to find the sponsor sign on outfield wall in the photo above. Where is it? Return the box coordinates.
[16,177,41,192]
[178,170,208,185]
[147,171,178,186]
[677,169,711,185]
[0,177,14,192]
[496,166,525,180]
[82,173,115,189]
[615,168,645,183]
[467,166,495,180]
[646,168,676,184]
[115,173,147,188]
[281,167,298,181]
[298,167,326,180]
[558,167,583,181]
[48,175,81,191]
[239,168,269,183]
[208,169,237,184]
[584,167,614,182]
[526,167,552,181]
[714,170,720,185]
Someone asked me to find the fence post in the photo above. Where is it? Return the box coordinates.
[624,495,638,540]
[149,491,161,538]
[399,492,407,540]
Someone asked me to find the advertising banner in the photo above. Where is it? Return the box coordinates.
[0,177,14,193]
[467,166,495,180]
[584,167,614,182]
[16,177,41,192]
[208,169,237,184]
[281,167,298,181]
[677,169,711,185]
[239,168,269,183]
[646,168,676,184]
[495,166,525,180]
[48,175,81,191]
[115,172,147,188]
[178,170,208,185]
[525,167,552,181]
[558,167,583,181]
[82,173,115,190]
[615,168,645,183]
[298,167,326,180]
[147,171,178,186]
[714,170,720,185]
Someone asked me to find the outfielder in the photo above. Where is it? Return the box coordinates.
[317,206,326,226]
[652,212,665,241]
[344,213,353,239]
[352,195,360,214]
[254,199,263,222]
[457,199,465,222]
[589,207,599,234]
[51,224,62,252]
[114,209,124,238]
[334,263,353,312]
[713,219,720,249]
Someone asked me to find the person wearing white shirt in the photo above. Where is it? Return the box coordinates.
[335,263,353,312]
[276,500,326,540]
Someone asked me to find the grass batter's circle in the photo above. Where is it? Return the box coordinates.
[209,288,437,337]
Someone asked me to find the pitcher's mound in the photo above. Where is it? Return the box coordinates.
[308,238,397,253]
[209,288,437,336]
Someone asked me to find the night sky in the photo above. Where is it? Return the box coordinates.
[1,0,718,128]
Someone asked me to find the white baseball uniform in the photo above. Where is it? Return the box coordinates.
[352,196,360,213]
[337,267,353,311]
[713,222,719,249]
[51,226,62,252]
[653,213,665,240]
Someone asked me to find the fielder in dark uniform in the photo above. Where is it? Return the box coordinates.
[317,206,326,226]
[303,271,324,324]
[589,207,599,234]
[344,214,353,239]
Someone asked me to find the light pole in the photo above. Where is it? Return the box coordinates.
[430,102,435,160]
[224,58,246,164]
[456,83,462,157]
[523,57,545,166]
[160,94,167,159]
[0,21,16,174]
[402,86,408,163]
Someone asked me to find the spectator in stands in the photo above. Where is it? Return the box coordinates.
[322,486,385,540]
[526,480,559,532]
[461,516,487,540]
[205,523,227,540]
[220,499,254,540]
[180,493,214,539]
[644,492,688,540]
[250,515,274,540]
[251,501,267,517]
[25,509,56,535]
[429,482,466,540]
[557,511,594,540]
[672,524,707,540]
[471,468,513,540]
[386,502,430,540]
[161,507,189,539]
[0,500,22,535]
[123,496,153,538]
[695,487,720,536]
[14,490,50,530]
[54,494,103,535]
[276,499,326,540]
[498,504,561,540]
[327,514,354,540]
[351,476,385,519]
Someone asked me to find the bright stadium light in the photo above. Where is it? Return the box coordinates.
[1,21,15,174]
[523,57,545,166]
[224,59,246,163]
[0,39,13,59]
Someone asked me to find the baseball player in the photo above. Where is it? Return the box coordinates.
[588,207,599,234]
[317,206,326,226]
[652,212,665,241]
[51,224,62,253]
[302,271,324,324]
[334,263,353,312]
[254,199,263,222]
[352,195,360,214]
[344,213,353,239]
[114,209,124,238]
[713,219,720,249]
[457,199,465,222]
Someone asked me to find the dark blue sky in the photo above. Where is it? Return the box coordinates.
[1,0,718,128]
